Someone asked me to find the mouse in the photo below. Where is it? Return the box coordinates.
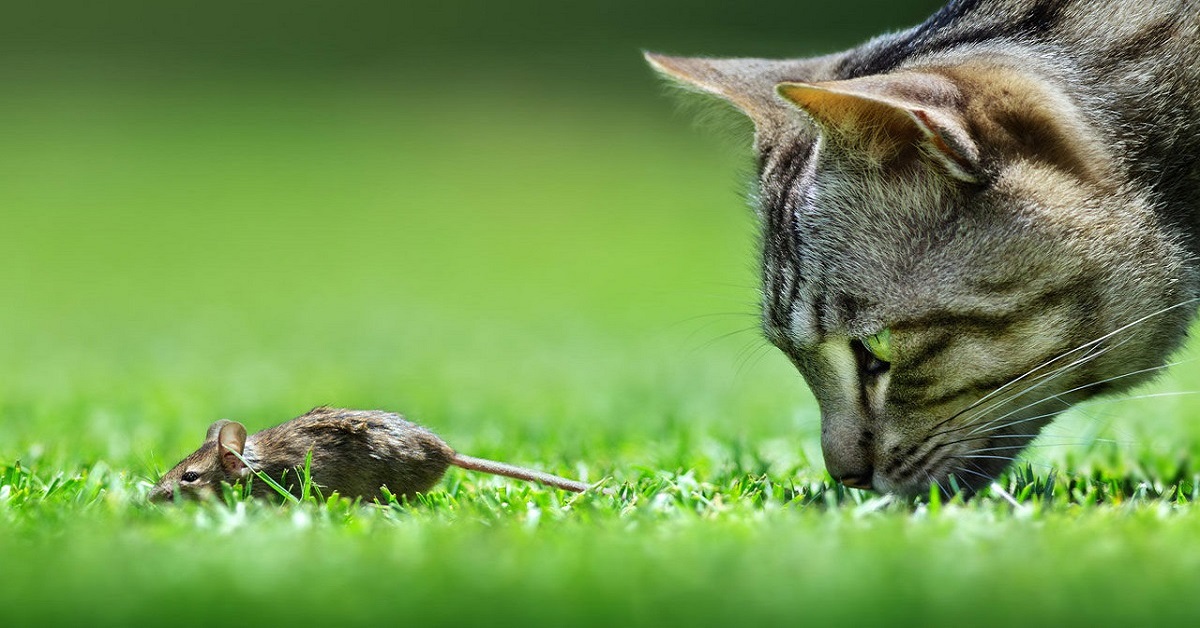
[148,406,591,502]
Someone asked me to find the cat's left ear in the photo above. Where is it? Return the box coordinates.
[645,52,831,129]
[777,72,980,182]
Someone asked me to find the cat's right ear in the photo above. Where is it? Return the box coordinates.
[776,74,981,182]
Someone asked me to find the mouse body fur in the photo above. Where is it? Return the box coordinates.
[149,406,586,503]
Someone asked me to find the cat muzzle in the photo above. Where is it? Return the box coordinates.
[836,474,874,491]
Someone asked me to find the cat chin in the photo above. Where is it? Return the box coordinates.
[873,474,983,500]
[871,475,944,499]
[868,475,905,496]
[873,453,1009,499]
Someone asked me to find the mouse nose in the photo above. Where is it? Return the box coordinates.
[148,486,174,503]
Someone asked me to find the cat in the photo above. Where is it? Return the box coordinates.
[647,0,1200,496]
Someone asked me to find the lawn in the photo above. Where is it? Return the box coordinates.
[2,68,1200,627]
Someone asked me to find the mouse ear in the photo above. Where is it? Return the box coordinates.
[216,421,249,479]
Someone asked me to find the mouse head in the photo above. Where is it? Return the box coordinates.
[149,420,250,503]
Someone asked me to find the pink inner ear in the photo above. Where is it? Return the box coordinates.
[221,447,248,478]
[908,109,979,182]
[215,421,248,478]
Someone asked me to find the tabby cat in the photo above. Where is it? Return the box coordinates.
[647,0,1200,495]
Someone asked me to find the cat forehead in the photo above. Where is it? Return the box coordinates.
[759,135,958,250]
[757,148,1020,346]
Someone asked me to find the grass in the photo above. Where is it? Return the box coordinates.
[3,72,1200,626]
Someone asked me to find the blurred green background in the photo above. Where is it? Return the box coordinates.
[0,0,944,464]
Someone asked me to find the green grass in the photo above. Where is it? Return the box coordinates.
[3,73,1200,626]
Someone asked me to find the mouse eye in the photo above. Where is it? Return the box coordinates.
[181,471,200,483]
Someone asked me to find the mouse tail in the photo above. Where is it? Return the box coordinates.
[450,453,590,493]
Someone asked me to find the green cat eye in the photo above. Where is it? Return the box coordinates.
[863,329,892,363]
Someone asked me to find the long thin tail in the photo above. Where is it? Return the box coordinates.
[451,453,590,493]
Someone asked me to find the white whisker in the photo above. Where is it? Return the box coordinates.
[969,441,1101,454]
[969,390,1200,439]
[925,470,948,498]
[929,298,1199,443]
[965,357,1193,436]
[956,454,1021,462]
[988,482,1029,510]
[953,333,1138,430]
[950,465,992,482]
[933,340,1115,439]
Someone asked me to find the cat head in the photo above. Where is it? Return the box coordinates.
[648,52,1194,496]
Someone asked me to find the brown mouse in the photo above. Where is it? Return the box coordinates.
[148,406,591,502]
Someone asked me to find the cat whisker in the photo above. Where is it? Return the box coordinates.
[963,357,1194,437]
[923,298,1197,438]
[672,310,759,326]
[732,335,765,362]
[925,470,949,498]
[988,481,1026,509]
[949,465,993,482]
[909,368,1139,486]
[956,453,1022,463]
[735,342,775,377]
[668,309,757,341]
[926,356,1086,441]
[965,390,1200,441]
[956,408,1124,446]
[927,338,1117,440]
[979,432,1116,442]
[948,329,1148,432]
[954,455,1061,476]
[928,298,1199,440]
[936,384,1197,487]
[947,341,1187,441]
[961,393,1139,446]
[915,436,1076,495]
[936,432,1111,452]
[923,337,1105,437]
[687,325,762,353]
[970,442,1088,454]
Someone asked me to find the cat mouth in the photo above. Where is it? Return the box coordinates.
[870,438,1022,498]
[872,462,989,498]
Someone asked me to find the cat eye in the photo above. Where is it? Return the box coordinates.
[863,329,892,363]
[181,471,200,483]
[851,330,891,378]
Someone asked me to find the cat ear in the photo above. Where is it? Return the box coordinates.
[216,421,249,479]
[644,52,830,128]
[776,73,980,182]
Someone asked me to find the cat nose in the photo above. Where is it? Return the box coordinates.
[822,422,877,491]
